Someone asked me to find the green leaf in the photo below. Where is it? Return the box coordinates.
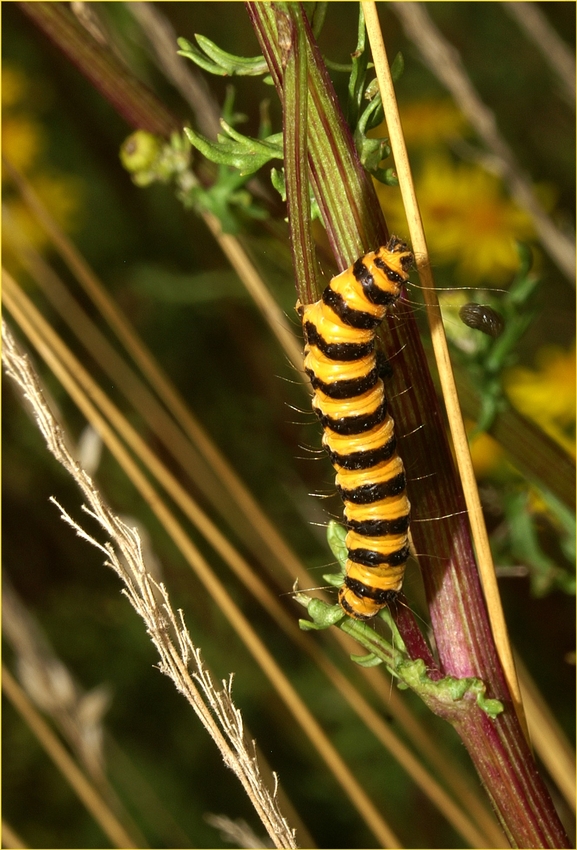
[397,659,504,720]
[177,35,268,77]
[349,652,383,667]
[540,489,576,568]
[309,3,328,39]
[390,51,405,82]
[184,124,283,176]
[322,571,344,589]
[326,520,348,571]
[302,598,346,630]
[270,167,286,199]
[346,5,370,129]
[505,492,561,596]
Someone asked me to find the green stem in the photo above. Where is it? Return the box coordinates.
[246,2,387,279]
[277,5,319,305]
[246,3,570,845]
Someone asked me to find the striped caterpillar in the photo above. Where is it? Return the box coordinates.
[298,237,413,619]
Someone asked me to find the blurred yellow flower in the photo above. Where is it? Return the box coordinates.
[377,154,536,284]
[2,62,85,258]
[469,427,505,477]
[504,343,576,457]
[4,173,85,255]
[396,99,469,148]
[2,65,28,108]
[2,116,44,173]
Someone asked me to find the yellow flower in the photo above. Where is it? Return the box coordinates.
[377,154,536,285]
[396,99,469,148]
[3,173,85,256]
[2,64,28,108]
[1,62,85,260]
[2,116,44,173]
[504,343,576,456]
[469,427,505,477]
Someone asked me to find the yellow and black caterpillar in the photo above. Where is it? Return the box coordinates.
[298,237,413,619]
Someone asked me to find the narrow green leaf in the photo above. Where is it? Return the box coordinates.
[177,35,268,77]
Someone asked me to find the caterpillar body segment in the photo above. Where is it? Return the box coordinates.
[312,384,387,435]
[299,237,413,620]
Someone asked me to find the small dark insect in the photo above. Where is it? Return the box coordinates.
[298,237,413,620]
[459,303,505,338]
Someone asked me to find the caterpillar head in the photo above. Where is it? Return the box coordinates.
[354,239,413,303]
[377,237,413,278]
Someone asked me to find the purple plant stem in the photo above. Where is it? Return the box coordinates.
[17,2,179,138]
[20,0,570,840]
[246,4,571,845]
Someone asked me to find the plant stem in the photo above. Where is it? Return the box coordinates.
[246,4,571,845]
[17,2,179,137]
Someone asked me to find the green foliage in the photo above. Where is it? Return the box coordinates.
[445,243,543,435]
[298,594,503,720]
[397,659,504,720]
[326,519,348,572]
[177,3,402,231]
[184,122,283,177]
[501,490,575,596]
[177,34,269,78]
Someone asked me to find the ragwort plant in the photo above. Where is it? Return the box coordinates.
[177,5,571,846]
[7,3,574,848]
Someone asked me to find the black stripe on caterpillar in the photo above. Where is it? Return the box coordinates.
[298,236,413,619]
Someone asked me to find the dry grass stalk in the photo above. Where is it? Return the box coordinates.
[3,156,309,596]
[2,575,111,783]
[2,575,150,848]
[1,819,27,850]
[2,665,138,849]
[1,269,401,849]
[2,319,297,850]
[205,813,271,848]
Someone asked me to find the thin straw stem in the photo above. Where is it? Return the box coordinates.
[3,271,401,850]
[361,0,527,741]
[2,666,138,850]
[3,169,504,845]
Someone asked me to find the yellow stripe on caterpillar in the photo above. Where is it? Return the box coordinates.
[343,560,406,593]
[302,302,375,345]
[303,349,376,385]
[343,493,411,526]
[312,383,385,422]
[345,529,409,558]
[335,454,405,492]
[323,416,395,459]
